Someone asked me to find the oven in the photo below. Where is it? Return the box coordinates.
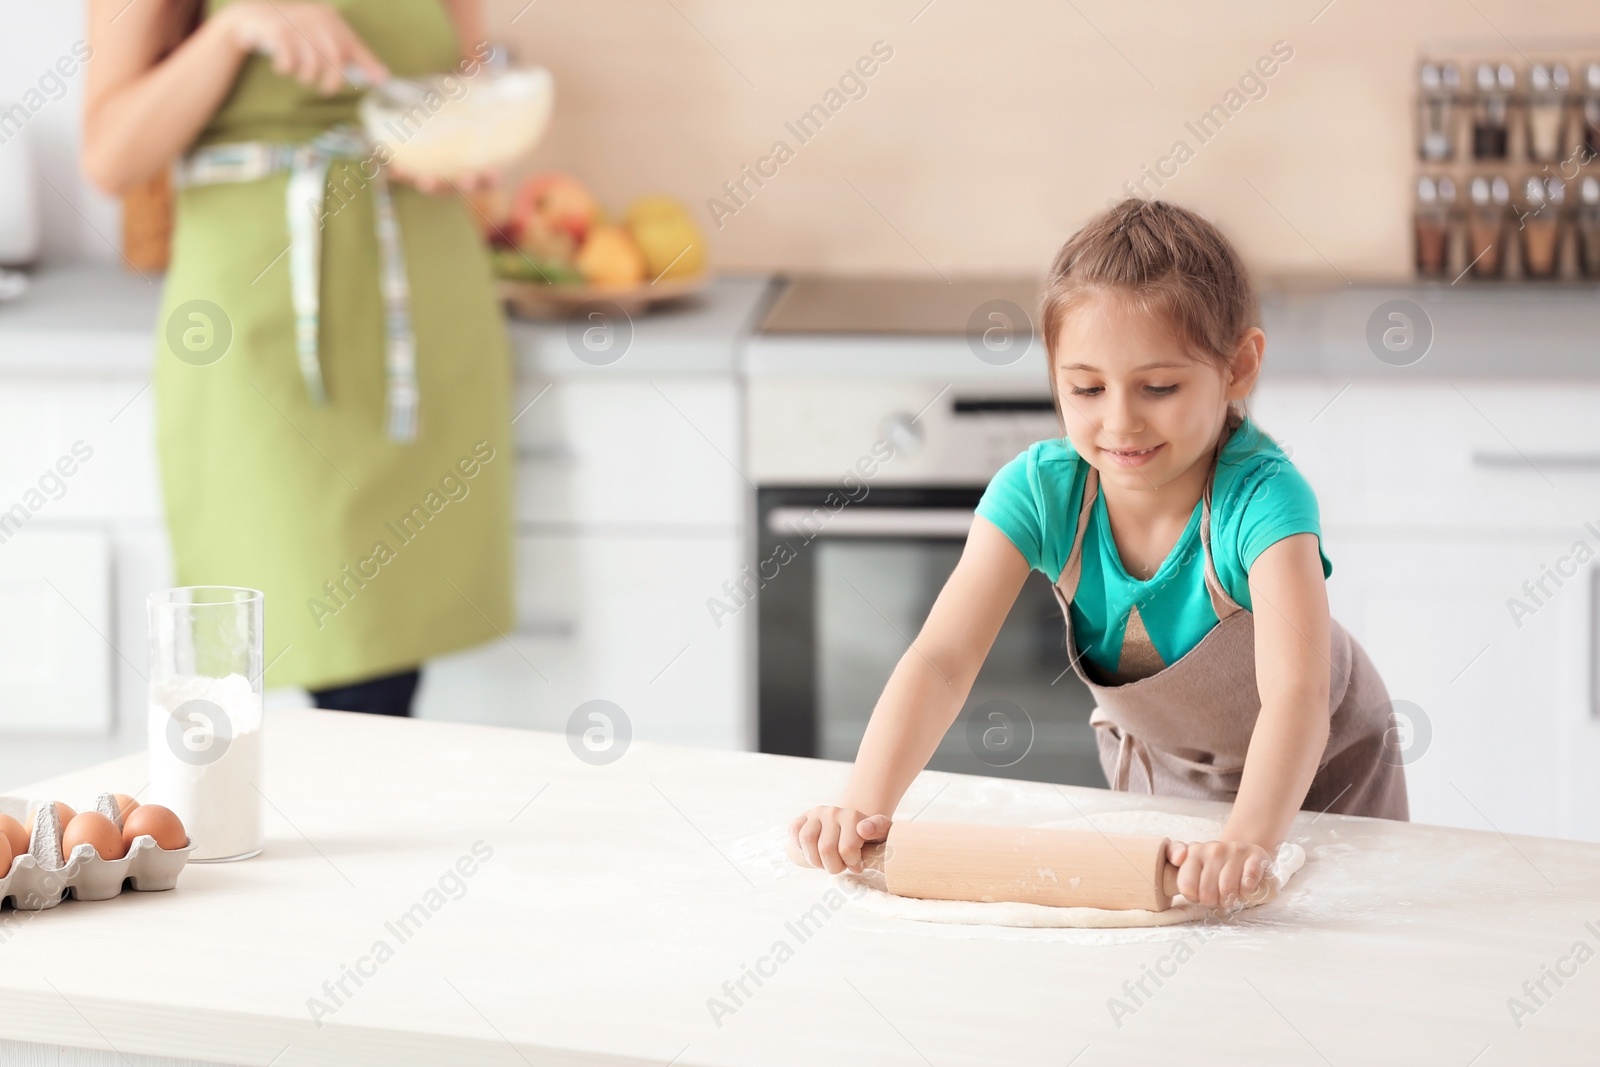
[747,374,1106,789]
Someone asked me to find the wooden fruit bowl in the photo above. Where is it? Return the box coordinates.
[499,275,707,320]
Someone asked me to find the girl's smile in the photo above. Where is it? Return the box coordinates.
[1100,442,1165,467]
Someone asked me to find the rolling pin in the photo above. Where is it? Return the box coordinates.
[787,820,1280,912]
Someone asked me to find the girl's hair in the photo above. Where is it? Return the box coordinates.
[1040,198,1258,430]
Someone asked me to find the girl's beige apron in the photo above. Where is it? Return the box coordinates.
[1053,462,1409,820]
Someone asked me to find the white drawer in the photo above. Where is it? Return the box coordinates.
[0,381,161,522]
[417,532,746,749]
[0,527,113,735]
[512,377,742,527]
[1325,534,1582,839]
[1253,382,1600,533]
[0,376,748,529]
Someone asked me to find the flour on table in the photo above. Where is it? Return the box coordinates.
[837,810,1306,930]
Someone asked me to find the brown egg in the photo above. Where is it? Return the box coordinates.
[121,804,187,852]
[111,794,140,823]
[26,802,76,842]
[0,832,11,878]
[63,812,126,861]
[0,814,26,859]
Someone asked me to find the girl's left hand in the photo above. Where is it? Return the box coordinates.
[1167,838,1273,908]
[387,163,503,196]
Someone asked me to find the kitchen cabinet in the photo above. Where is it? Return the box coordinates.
[0,268,767,767]
[512,376,743,527]
[1252,381,1600,840]
[1322,535,1576,836]
[0,377,156,743]
[425,374,748,749]
[0,377,161,521]
[415,530,746,749]
[0,528,112,735]
[0,374,748,751]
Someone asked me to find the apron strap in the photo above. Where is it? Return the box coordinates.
[1055,464,1100,602]
[1090,706,1153,791]
[179,126,421,443]
[1198,467,1245,620]
[368,166,419,440]
[285,146,332,406]
[1054,430,1246,621]
[1058,425,1252,795]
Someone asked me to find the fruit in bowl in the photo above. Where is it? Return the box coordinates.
[491,174,706,316]
[625,197,705,281]
[576,225,647,288]
[513,173,601,246]
[492,172,704,289]
[491,247,583,285]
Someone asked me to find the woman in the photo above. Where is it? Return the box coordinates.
[84,0,514,717]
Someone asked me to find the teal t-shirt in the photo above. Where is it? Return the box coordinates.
[975,418,1331,681]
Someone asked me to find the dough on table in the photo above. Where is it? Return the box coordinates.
[837,811,1306,929]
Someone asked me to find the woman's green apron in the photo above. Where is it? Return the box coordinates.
[155,0,514,689]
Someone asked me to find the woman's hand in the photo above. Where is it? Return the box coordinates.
[1168,837,1273,909]
[790,807,890,875]
[214,1,388,95]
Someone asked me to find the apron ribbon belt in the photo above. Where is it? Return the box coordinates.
[174,125,419,442]
[1090,708,1245,792]
[1089,708,1152,792]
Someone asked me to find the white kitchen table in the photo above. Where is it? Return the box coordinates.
[0,708,1596,1066]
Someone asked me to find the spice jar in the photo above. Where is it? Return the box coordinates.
[1578,176,1600,276]
[1583,62,1600,162]
[1468,175,1509,277]
[1417,62,1460,162]
[1518,176,1563,278]
[1525,62,1570,163]
[1415,176,1456,278]
[1472,63,1514,160]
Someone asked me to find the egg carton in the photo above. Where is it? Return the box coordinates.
[0,793,194,911]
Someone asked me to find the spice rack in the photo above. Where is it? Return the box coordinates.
[1414,51,1600,281]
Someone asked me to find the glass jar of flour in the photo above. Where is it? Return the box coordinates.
[146,587,264,861]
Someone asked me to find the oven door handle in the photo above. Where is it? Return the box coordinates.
[766,506,976,540]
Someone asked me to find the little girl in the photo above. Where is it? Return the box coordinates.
[792,199,1408,908]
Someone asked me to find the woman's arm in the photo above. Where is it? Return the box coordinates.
[82,1,387,196]
[792,516,1029,873]
[439,0,488,64]
[83,0,249,195]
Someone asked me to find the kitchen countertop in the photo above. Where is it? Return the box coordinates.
[506,275,772,376]
[1,708,1596,1065]
[0,266,163,375]
[743,278,1600,381]
[7,265,1600,383]
[0,265,774,377]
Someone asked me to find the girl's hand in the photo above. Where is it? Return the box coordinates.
[1167,837,1273,909]
[790,807,891,875]
[215,2,388,95]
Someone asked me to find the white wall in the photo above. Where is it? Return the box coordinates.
[0,3,120,266]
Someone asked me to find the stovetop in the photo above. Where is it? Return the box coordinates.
[759,275,1040,335]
